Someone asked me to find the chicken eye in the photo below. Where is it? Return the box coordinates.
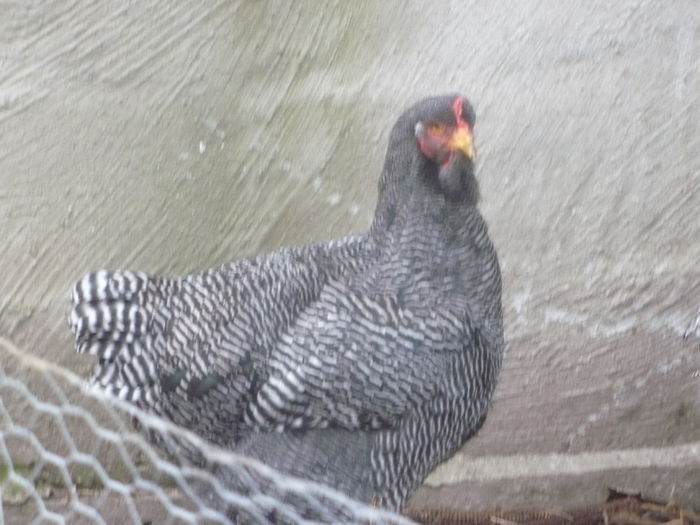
[427,124,447,136]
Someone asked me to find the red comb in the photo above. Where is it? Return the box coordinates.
[452,97,469,129]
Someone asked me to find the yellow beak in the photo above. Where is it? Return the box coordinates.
[448,125,476,161]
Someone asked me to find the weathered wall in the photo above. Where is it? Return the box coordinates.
[1,0,698,512]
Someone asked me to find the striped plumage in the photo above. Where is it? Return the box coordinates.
[70,95,504,510]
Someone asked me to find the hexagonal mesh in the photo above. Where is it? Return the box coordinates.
[0,337,413,524]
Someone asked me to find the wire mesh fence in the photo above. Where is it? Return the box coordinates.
[3,310,699,524]
[0,336,414,525]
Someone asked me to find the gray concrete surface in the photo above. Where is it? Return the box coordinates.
[1,0,699,517]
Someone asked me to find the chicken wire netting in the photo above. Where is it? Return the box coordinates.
[0,336,413,525]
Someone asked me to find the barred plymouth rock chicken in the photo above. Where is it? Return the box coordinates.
[70,94,504,510]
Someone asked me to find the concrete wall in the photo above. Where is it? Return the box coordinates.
[1,0,698,512]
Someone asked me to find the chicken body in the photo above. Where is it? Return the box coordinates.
[70,94,504,509]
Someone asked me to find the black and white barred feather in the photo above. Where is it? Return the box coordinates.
[70,94,504,511]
